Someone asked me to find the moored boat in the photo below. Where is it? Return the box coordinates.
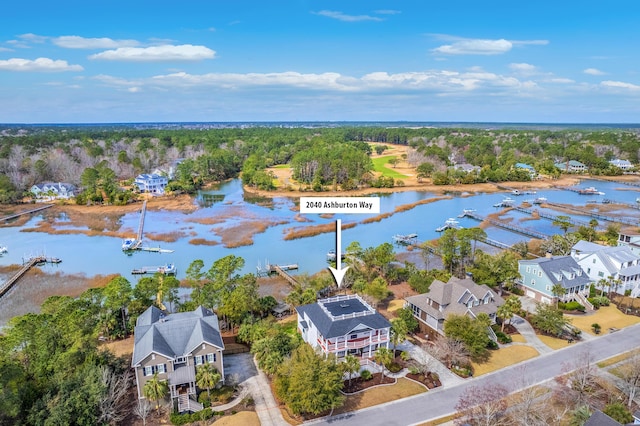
[392,233,418,245]
[532,197,547,205]
[493,197,515,207]
[436,218,459,232]
[327,250,345,262]
[0,245,7,254]
[122,238,138,251]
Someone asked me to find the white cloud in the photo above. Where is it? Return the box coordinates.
[0,47,13,52]
[128,87,141,93]
[314,10,383,22]
[510,63,538,74]
[545,78,575,84]
[53,35,140,49]
[601,80,640,91]
[433,39,513,55]
[0,57,83,72]
[584,68,606,76]
[89,44,216,61]
[374,10,401,15]
[18,33,49,43]
[432,36,548,55]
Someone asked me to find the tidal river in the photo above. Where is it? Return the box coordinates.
[1,178,639,281]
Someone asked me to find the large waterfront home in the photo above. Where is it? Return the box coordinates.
[132,306,224,413]
[134,173,168,194]
[514,162,537,178]
[618,230,640,256]
[404,276,503,339]
[571,241,640,297]
[554,160,588,173]
[29,182,76,200]
[518,255,592,304]
[609,158,634,171]
[296,294,391,359]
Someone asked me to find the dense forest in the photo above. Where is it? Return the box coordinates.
[1,125,639,203]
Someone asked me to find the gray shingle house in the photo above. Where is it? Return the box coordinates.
[296,294,391,359]
[132,306,224,412]
[404,276,503,338]
[30,182,76,200]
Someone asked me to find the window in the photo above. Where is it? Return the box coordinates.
[530,279,535,286]
[526,266,531,273]
[144,366,154,376]
[587,268,591,274]
[593,259,596,264]
[157,364,167,374]
[538,271,542,277]
[206,353,216,363]
[195,355,205,366]
[350,334,358,339]
[598,271,604,277]
[546,285,551,291]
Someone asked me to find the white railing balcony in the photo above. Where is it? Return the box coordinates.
[324,334,389,352]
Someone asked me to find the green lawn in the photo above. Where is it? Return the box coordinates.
[372,156,409,179]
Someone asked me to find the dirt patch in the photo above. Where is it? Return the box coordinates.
[101,336,134,357]
[211,411,260,426]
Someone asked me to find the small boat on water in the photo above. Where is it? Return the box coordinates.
[327,250,346,262]
[494,197,515,207]
[511,189,522,196]
[0,245,7,254]
[436,218,460,232]
[122,238,138,251]
[131,263,176,275]
[532,197,547,205]
[392,233,418,245]
[524,190,537,195]
[578,186,605,195]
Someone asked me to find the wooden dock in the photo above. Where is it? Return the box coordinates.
[137,200,147,241]
[513,206,591,227]
[257,261,299,286]
[0,256,61,299]
[545,201,639,226]
[460,210,549,240]
[1,204,53,222]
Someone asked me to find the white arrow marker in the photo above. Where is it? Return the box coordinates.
[328,219,349,288]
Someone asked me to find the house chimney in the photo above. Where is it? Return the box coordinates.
[545,251,553,259]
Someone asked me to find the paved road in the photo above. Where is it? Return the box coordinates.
[308,323,640,426]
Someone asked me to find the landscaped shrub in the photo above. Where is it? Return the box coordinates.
[451,365,473,378]
[592,323,601,334]
[487,340,499,350]
[400,351,411,361]
[559,301,585,312]
[170,408,218,425]
[360,369,373,381]
[588,296,610,309]
[495,331,512,344]
[387,362,403,373]
[408,365,420,375]
[197,392,212,408]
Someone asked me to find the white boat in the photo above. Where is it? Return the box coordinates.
[532,197,547,205]
[436,218,459,232]
[393,234,418,245]
[159,263,176,275]
[122,238,138,251]
[493,197,515,207]
[326,250,345,261]
[511,189,522,196]
[458,209,476,217]
[579,186,605,195]
[0,245,7,254]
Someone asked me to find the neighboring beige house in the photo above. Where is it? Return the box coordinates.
[132,306,224,413]
[404,277,503,339]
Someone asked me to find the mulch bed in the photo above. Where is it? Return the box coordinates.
[405,372,442,389]
[342,373,395,393]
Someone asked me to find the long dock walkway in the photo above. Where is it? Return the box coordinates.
[137,200,147,241]
[601,198,640,211]
[545,201,638,226]
[513,206,590,227]
[1,204,53,222]
[0,256,60,299]
[271,265,299,286]
[461,211,549,240]
[585,176,640,188]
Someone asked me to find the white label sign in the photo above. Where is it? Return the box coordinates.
[300,197,380,214]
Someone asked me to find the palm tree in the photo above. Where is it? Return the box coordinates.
[551,283,567,309]
[342,354,361,388]
[390,318,408,352]
[143,372,169,414]
[196,364,221,398]
[496,304,513,333]
[374,347,394,383]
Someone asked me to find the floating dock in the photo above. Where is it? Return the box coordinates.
[393,233,419,244]
[131,264,176,275]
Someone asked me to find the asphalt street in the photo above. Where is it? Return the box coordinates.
[307,322,640,426]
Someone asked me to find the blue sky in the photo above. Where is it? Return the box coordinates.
[2,1,639,123]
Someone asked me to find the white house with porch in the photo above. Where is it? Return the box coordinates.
[134,173,168,194]
[571,240,640,297]
[296,294,390,359]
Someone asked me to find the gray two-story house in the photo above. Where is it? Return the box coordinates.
[132,306,224,413]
